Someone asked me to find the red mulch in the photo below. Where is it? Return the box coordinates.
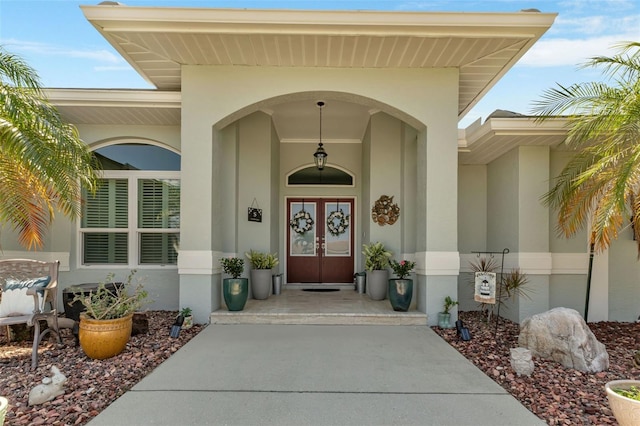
[2,309,638,425]
[0,311,203,425]
[432,311,640,425]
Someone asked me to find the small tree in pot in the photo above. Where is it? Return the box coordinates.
[71,271,148,359]
[221,257,249,311]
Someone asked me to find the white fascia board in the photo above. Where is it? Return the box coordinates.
[81,5,556,37]
[462,117,569,148]
[45,89,181,108]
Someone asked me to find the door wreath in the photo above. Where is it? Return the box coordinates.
[327,207,349,237]
[290,209,314,235]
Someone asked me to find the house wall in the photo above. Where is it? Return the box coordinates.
[457,164,488,312]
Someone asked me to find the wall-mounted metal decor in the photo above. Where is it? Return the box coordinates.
[371,195,400,226]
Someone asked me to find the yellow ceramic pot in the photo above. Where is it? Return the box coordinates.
[79,313,133,360]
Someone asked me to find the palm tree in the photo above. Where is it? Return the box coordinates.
[532,41,640,255]
[0,46,99,249]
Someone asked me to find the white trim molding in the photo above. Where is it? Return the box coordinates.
[551,253,589,274]
[177,250,222,275]
[460,252,588,275]
[415,251,460,276]
[0,251,70,271]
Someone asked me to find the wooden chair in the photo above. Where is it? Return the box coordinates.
[0,259,62,369]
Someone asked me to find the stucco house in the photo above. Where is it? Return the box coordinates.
[2,4,636,326]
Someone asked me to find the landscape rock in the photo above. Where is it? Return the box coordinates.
[518,307,609,372]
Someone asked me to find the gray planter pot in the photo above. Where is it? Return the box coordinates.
[367,270,388,300]
[250,269,272,300]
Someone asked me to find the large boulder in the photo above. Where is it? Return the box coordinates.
[518,307,609,373]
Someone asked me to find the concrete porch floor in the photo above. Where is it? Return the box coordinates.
[210,287,428,325]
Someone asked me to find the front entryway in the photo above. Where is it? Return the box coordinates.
[287,198,354,284]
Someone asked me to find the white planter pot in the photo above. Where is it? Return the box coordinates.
[605,380,640,426]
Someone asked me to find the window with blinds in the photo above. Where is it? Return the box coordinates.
[138,179,180,264]
[82,179,128,264]
[80,175,180,266]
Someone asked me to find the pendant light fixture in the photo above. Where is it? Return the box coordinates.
[313,101,327,170]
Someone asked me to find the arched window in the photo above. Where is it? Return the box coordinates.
[80,143,180,267]
[288,166,353,186]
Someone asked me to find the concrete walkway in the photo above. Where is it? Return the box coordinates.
[89,325,544,426]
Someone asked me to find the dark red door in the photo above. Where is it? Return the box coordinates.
[287,198,354,284]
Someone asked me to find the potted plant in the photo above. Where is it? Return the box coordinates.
[605,380,640,426]
[179,307,193,329]
[220,257,249,311]
[71,270,148,360]
[388,259,415,311]
[245,250,279,300]
[362,242,392,300]
[438,296,458,328]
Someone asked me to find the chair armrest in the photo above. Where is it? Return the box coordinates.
[25,288,42,314]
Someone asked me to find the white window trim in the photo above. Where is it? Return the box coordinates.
[77,170,181,270]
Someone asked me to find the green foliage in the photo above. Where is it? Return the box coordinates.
[180,307,192,317]
[443,296,458,314]
[362,242,392,271]
[245,250,279,269]
[71,271,149,320]
[389,259,415,279]
[0,45,100,249]
[469,256,499,273]
[614,386,640,401]
[220,257,244,278]
[532,41,640,254]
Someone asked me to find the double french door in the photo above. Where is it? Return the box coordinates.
[287,198,354,284]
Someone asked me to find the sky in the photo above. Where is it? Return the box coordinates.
[0,0,639,128]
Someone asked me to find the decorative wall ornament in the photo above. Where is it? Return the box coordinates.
[248,198,262,222]
[371,195,400,226]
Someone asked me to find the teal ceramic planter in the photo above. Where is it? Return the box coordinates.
[388,279,413,312]
[223,278,249,311]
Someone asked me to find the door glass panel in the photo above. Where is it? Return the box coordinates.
[289,202,316,256]
[324,201,350,257]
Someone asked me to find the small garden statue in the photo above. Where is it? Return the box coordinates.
[29,365,67,406]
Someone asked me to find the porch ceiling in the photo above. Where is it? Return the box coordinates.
[81,5,556,119]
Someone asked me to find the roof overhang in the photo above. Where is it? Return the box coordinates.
[81,5,556,119]
[47,88,181,126]
[459,116,570,164]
